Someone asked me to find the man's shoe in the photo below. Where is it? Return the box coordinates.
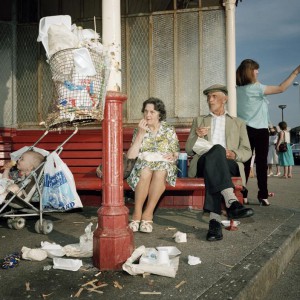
[206,219,223,241]
[227,201,254,219]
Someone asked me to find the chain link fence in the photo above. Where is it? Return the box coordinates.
[0,7,225,128]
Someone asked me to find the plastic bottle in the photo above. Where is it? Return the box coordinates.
[177,152,188,177]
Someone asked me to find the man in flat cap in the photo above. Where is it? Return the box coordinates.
[186,84,254,241]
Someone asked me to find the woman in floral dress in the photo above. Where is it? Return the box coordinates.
[127,98,179,233]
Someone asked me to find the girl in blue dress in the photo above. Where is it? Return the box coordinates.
[276,122,294,178]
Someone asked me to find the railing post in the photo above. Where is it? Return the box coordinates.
[93,91,134,270]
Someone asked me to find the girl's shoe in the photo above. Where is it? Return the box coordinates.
[128,220,140,232]
[273,172,281,177]
[288,174,292,178]
[267,172,273,177]
[139,220,153,233]
[258,198,270,206]
[241,186,248,205]
[268,192,275,197]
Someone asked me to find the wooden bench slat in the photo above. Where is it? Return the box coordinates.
[1,127,244,208]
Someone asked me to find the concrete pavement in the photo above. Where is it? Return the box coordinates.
[0,166,299,300]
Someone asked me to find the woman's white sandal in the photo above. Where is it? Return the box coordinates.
[129,220,140,232]
[139,220,153,233]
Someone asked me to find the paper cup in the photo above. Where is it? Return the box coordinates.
[156,249,170,266]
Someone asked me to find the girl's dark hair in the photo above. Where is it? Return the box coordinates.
[278,121,287,130]
[141,97,166,121]
[236,59,260,86]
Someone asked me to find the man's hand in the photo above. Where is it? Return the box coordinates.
[196,126,210,138]
[226,149,236,160]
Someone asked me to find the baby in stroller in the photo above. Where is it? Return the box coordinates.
[0,150,45,205]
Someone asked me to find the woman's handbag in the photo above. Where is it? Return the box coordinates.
[278,142,287,153]
[278,131,288,153]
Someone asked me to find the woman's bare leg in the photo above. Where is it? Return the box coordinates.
[288,166,292,178]
[142,170,167,221]
[131,168,152,221]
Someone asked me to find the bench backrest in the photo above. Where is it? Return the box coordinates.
[1,128,191,175]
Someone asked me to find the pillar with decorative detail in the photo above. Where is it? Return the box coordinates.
[93,91,134,270]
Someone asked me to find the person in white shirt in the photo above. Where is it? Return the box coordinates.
[186,84,254,242]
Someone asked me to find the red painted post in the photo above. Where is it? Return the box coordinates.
[93,91,134,270]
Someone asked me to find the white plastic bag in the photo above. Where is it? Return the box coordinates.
[42,152,83,210]
[41,241,66,258]
[37,15,72,58]
[192,137,213,156]
[48,24,78,58]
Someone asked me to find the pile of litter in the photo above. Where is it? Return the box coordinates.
[37,15,110,129]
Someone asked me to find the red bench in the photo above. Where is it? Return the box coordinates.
[0,128,243,209]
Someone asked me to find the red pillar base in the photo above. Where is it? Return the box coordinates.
[93,206,134,270]
[93,91,134,270]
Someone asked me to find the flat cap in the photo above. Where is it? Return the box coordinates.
[203,84,228,95]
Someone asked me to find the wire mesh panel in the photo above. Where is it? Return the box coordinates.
[126,16,150,121]
[176,11,200,118]
[41,53,54,120]
[201,9,226,115]
[124,8,226,124]
[16,25,39,125]
[0,4,227,128]
[46,47,109,129]
[0,23,13,127]
[152,14,175,117]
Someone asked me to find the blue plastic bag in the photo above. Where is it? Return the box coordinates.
[42,152,82,210]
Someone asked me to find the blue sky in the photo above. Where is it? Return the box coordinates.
[235,0,300,129]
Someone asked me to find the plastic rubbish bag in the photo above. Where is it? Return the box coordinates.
[48,24,78,58]
[21,246,48,261]
[63,222,94,257]
[41,241,66,258]
[37,15,72,58]
[42,152,83,211]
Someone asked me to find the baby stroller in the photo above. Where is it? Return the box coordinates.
[0,128,81,234]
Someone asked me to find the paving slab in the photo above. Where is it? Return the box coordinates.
[0,166,299,300]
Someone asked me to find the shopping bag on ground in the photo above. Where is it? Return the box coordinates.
[42,152,82,210]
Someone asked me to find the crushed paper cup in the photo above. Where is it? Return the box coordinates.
[156,246,181,258]
[156,249,170,266]
[188,255,201,266]
[53,258,83,271]
[221,220,240,227]
[173,231,187,243]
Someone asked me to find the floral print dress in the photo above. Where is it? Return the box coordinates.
[127,121,180,190]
